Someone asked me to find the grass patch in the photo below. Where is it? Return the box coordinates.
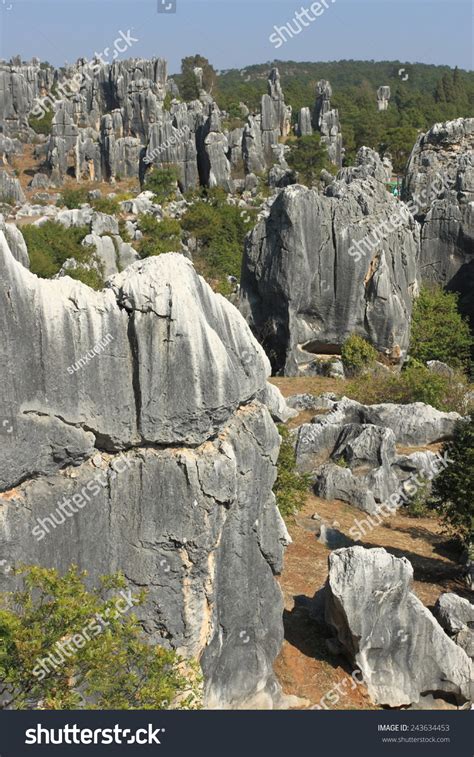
[22,221,104,290]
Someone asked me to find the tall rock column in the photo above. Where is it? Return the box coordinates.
[313,80,343,168]
[0,241,290,709]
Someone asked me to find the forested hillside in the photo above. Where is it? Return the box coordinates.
[175,59,474,169]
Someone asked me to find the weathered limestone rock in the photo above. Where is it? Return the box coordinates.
[0,61,54,137]
[0,242,271,490]
[377,86,391,111]
[243,115,266,175]
[296,107,313,137]
[295,396,460,469]
[434,593,474,659]
[324,547,473,706]
[201,105,233,192]
[240,149,419,375]
[29,173,52,189]
[312,80,343,168]
[145,108,199,192]
[0,403,289,709]
[402,118,474,290]
[0,216,29,267]
[293,396,459,512]
[258,383,298,423]
[0,234,289,709]
[0,170,26,205]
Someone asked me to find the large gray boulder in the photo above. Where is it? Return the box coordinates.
[403,118,474,289]
[434,593,474,660]
[324,547,473,706]
[294,396,460,512]
[0,232,290,709]
[0,170,26,205]
[295,397,459,471]
[240,149,419,375]
[0,240,270,490]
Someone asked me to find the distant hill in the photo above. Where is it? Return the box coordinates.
[211,60,474,170]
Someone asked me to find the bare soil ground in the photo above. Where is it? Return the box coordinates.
[271,376,470,710]
[276,492,468,710]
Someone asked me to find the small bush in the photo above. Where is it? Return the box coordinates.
[60,187,89,209]
[429,416,474,547]
[118,219,132,243]
[347,361,470,414]
[29,108,54,135]
[182,196,255,286]
[274,426,311,518]
[91,196,120,215]
[137,215,182,258]
[341,335,378,377]
[143,167,179,204]
[410,286,472,372]
[406,480,431,518]
[22,221,104,290]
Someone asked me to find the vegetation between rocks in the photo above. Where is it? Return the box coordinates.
[274,426,311,518]
[22,221,104,290]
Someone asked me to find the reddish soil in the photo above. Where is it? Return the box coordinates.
[276,493,468,710]
[272,376,470,710]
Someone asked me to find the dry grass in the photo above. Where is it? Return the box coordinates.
[270,376,345,398]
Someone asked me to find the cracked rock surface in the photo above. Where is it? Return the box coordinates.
[240,148,419,375]
[0,236,288,708]
[323,547,473,706]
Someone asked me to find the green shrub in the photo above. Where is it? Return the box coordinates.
[143,167,179,204]
[118,219,132,243]
[22,221,104,290]
[406,480,431,518]
[28,107,54,135]
[274,426,311,518]
[137,215,182,258]
[341,334,378,376]
[91,196,120,215]
[410,286,472,372]
[429,416,474,547]
[347,361,470,414]
[0,565,201,710]
[60,187,89,209]
[182,195,255,285]
[286,133,335,186]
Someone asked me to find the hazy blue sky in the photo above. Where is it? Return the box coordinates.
[0,0,472,72]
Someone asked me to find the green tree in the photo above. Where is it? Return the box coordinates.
[179,55,217,101]
[274,426,311,518]
[383,125,419,173]
[429,416,474,547]
[60,187,89,209]
[410,286,472,371]
[143,166,179,203]
[182,191,256,286]
[286,134,334,186]
[0,566,201,710]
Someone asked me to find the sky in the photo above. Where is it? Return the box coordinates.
[0,0,472,72]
